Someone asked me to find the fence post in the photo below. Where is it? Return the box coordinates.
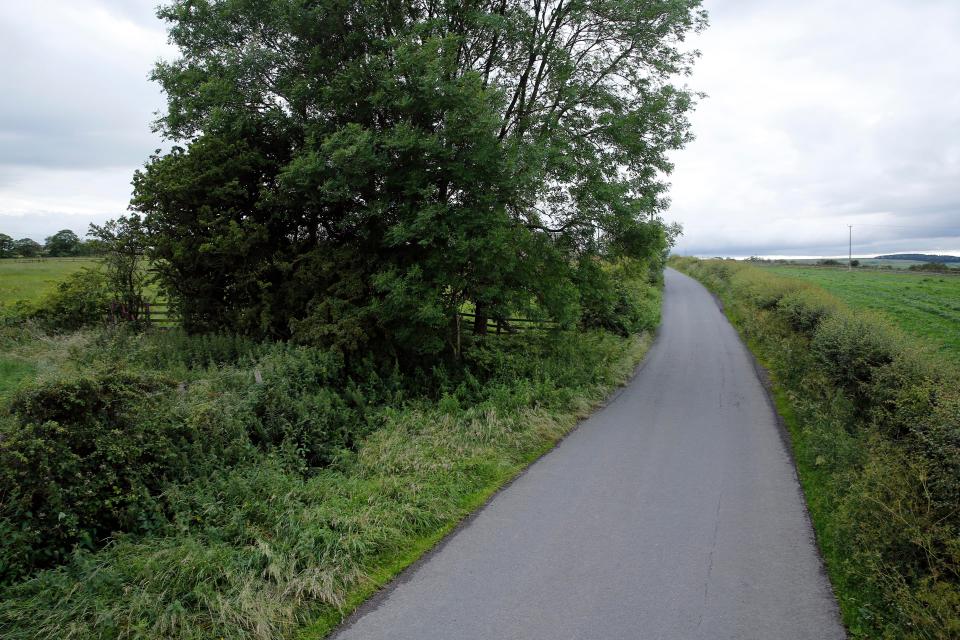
[456,312,461,359]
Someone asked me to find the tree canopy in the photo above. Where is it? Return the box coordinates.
[0,234,13,258]
[133,0,704,360]
[12,238,42,258]
[43,230,81,257]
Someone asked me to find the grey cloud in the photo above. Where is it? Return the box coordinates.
[669,0,960,256]
[0,1,169,173]
[1,0,958,257]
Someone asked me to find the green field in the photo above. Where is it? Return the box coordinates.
[767,265,960,363]
[0,259,100,397]
[0,258,99,307]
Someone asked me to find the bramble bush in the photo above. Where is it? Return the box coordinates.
[0,370,175,583]
[671,257,960,639]
[0,341,373,585]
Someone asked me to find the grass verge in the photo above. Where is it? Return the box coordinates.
[0,318,655,638]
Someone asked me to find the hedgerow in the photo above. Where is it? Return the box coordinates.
[0,270,658,637]
[671,257,960,639]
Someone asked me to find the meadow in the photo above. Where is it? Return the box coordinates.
[0,258,99,307]
[766,265,960,363]
[0,259,101,398]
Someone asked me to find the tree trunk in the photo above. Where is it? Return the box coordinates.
[473,305,488,335]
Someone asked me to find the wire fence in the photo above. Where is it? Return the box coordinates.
[1,256,99,263]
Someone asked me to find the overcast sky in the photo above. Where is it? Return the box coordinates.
[670,0,960,257]
[1,1,959,257]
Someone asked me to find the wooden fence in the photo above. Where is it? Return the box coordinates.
[457,312,560,334]
[107,300,177,328]
[105,305,553,333]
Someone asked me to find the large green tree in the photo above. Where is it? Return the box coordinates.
[43,229,81,257]
[0,234,14,258]
[13,238,42,258]
[133,0,704,359]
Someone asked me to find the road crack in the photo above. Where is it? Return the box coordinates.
[697,489,724,629]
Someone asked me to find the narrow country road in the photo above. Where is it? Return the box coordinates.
[332,268,845,640]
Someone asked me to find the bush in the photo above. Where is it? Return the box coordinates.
[240,345,366,467]
[776,287,841,335]
[128,328,267,370]
[575,258,661,335]
[909,261,951,273]
[0,339,390,584]
[730,267,803,310]
[31,268,111,331]
[0,370,174,583]
[810,309,904,404]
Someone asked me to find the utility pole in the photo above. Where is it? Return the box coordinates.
[848,225,852,271]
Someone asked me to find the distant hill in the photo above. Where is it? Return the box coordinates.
[874,253,960,263]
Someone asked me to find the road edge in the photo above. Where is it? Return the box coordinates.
[319,327,664,639]
[676,266,848,636]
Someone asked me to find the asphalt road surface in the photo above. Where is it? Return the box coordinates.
[332,268,845,640]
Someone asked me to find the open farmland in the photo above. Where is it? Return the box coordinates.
[0,258,99,307]
[767,265,960,363]
[0,259,99,396]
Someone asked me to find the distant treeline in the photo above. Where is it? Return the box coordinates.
[875,253,960,262]
[908,261,957,273]
[0,230,104,259]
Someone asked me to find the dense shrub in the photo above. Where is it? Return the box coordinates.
[730,267,802,310]
[240,346,369,467]
[671,256,960,638]
[30,268,111,331]
[0,314,656,638]
[123,328,267,370]
[575,258,661,335]
[810,310,904,405]
[0,343,371,584]
[0,370,174,583]
[777,287,841,335]
[909,261,952,273]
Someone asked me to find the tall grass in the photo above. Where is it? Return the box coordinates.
[671,257,960,639]
[0,316,654,638]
